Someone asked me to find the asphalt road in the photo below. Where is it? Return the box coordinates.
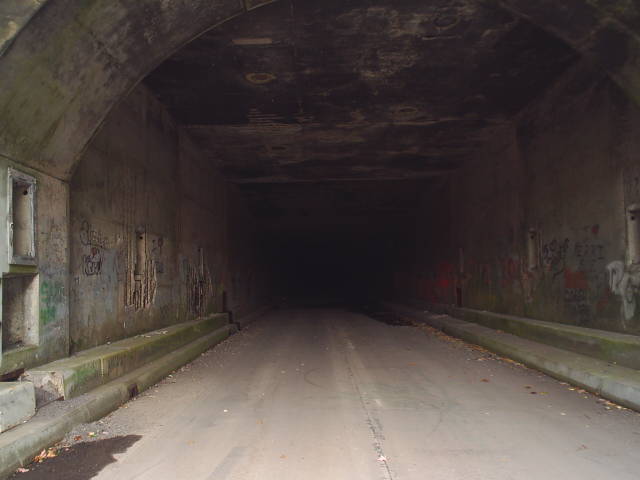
[14,308,640,480]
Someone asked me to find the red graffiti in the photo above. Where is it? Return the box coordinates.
[564,269,589,289]
[436,262,455,290]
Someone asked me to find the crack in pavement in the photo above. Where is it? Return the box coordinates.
[333,322,395,480]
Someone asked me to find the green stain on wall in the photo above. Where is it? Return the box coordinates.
[40,279,64,326]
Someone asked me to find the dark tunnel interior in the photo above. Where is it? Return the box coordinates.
[140,0,583,308]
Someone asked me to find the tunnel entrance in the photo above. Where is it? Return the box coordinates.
[3,1,640,478]
[56,0,640,350]
[134,0,580,311]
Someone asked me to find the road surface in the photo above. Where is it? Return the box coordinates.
[14,308,640,479]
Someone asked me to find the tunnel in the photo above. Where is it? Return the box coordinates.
[1,0,640,478]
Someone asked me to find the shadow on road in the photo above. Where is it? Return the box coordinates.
[10,435,142,480]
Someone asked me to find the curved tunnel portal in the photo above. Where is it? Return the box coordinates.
[1,0,640,477]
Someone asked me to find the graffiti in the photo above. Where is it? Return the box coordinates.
[574,241,604,271]
[606,261,640,324]
[79,220,109,249]
[542,238,570,273]
[79,220,108,276]
[132,255,157,311]
[564,269,589,289]
[184,249,213,316]
[564,288,590,324]
[83,247,103,276]
[40,280,64,326]
[120,230,159,310]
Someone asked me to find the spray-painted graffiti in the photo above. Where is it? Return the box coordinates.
[79,220,108,249]
[542,238,570,274]
[574,241,605,272]
[563,268,590,324]
[83,247,103,276]
[132,255,157,310]
[79,220,108,276]
[606,261,640,324]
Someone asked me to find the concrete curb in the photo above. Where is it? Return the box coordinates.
[418,302,640,370]
[24,313,229,405]
[0,325,231,479]
[384,302,640,413]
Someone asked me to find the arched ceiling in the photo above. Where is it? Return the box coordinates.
[0,0,638,180]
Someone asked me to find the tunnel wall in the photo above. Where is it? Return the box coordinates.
[397,61,640,334]
[69,86,269,352]
[0,161,70,376]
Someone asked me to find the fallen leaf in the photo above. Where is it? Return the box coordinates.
[74,435,83,441]
[481,379,490,383]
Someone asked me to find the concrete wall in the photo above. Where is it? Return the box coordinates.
[396,61,640,335]
[0,160,69,376]
[69,86,268,351]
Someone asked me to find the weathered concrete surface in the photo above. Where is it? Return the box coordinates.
[23,313,228,406]
[386,302,640,413]
[15,309,640,480]
[0,151,70,377]
[0,0,638,183]
[146,0,577,185]
[0,324,232,480]
[0,382,34,433]
[414,302,640,370]
[393,59,640,335]
[0,0,45,55]
[495,0,640,106]
[69,85,270,352]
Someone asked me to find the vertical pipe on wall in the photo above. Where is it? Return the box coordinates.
[627,205,640,265]
[527,229,539,270]
[135,231,146,278]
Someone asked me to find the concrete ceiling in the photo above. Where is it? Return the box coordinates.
[143,0,577,225]
[145,0,576,185]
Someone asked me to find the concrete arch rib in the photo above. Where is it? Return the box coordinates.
[0,0,276,180]
[0,0,637,179]
[495,0,640,106]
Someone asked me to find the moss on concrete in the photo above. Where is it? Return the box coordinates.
[24,313,229,403]
[442,305,640,370]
